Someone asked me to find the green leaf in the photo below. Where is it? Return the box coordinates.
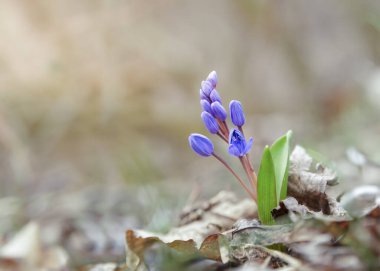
[270,130,292,203]
[257,146,277,225]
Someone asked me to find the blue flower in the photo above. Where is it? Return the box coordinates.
[206,71,218,88]
[229,100,245,127]
[188,133,214,157]
[211,101,227,121]
[228,129,253,157]
[201,112,219,134]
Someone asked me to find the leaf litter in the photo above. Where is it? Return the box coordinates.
[124,146,380,271]
[2,146,380,270]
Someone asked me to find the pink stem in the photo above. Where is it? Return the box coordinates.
[217,132,228,143]
[238,126,256,178]
[240,156,257,189]
[213,153,257,201]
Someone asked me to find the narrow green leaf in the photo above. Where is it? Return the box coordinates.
[257,146,277,225]
[280,157,290,202]
[270,130,292,203]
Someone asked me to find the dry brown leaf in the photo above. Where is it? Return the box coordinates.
[231,245,305,271]
[198,234,221,261]
[231,245,288,269]
[221,220,304,270]
[288,146,345,216]
[125,191,256,270]
[271,197,311,219]
[289,219,363,271]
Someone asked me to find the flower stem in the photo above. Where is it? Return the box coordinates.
[217,132,228,143]
[239,156,257,190]
[223,121,230,135]
[237,126,257,186]
[213,153,257,201]
[217,120,229,139]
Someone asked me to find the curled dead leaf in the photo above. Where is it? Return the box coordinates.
[288,146,345,216]
[271,197,311,219]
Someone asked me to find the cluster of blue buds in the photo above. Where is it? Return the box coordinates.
[189,71,253,158]
[188,71,258,201]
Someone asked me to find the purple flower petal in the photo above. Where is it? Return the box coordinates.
[228,144,241,157]
[244,137,254,154]
[228,129,253,157]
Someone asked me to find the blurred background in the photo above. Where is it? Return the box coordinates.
[1,0,380,267]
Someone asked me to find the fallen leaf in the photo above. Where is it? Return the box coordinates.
[125,191,256,270]
[231,244,306,271]
[289,218,363,271]
[287,146,344,216]
[271,197,311,219]
[228,219,293,247]
[230,245,289,269]
[198,234,221,261]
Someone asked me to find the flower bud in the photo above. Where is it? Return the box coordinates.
[200,99,212,114]
[201,80,213,96]
[199,89,208,101]
[201,111,219,134]
[206,71,218,88]
[229,100,245,127]
[211,101,227,121]
[210,89,222,104]
[188,133,214,157]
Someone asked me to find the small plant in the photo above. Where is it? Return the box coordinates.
[188,71,292,224]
